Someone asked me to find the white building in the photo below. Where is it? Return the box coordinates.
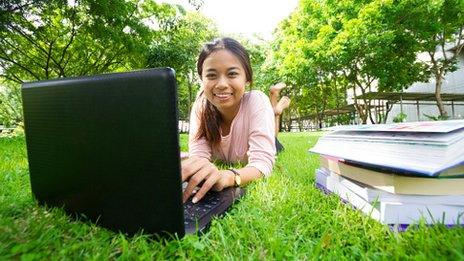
[386,49,464,122]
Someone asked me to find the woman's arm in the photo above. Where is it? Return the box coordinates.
[226,166,263,186]
[181,157,261,203]
[245,91,276,177]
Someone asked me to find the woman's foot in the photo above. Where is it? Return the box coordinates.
[274,96,291,116]
[270,82,287,95]
[270,82,286,107]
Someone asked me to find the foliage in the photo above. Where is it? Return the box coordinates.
[0,0,173,82]
[239,37,271,92]
[0,83,22,127]
[270,0,463,125]
[146,12,218,119]
[423,113,451,121]
[326,113,355,127]
[405,0,464,117]
[0,0,211,124]
[392,112,407,123]
[2,0,463,127]
[1,134,464,259]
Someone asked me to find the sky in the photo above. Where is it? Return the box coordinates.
[160,0,299,40]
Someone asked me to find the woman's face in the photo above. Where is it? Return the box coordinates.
[201,49,248,119]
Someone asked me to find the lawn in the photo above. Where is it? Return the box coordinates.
[1,132,463,259]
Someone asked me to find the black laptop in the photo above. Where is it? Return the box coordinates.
[21,68,244,237]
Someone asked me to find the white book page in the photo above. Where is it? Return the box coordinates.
[381,202,464,225]
[310,138,464,175]
[316,169,381,221]
[327,120,464,133]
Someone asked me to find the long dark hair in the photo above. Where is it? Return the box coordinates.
[195,37,253,147]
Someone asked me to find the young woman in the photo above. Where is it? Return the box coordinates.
[182,37,290,203]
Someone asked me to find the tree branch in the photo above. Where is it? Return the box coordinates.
[57,10,78,76]
[8,24,50,60]
[9,23,64,72]
[0,73,23,84]
[0,38,44,68]
[0,55,40,80]
[2,0,36,13]
[45,40,54,79]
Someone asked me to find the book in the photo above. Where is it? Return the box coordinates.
[325,119,464,133]
[315,168,464,225]
[319,156,464,195]
[310,120,464,177]
[315,169,381,221]
[319,166,464,206]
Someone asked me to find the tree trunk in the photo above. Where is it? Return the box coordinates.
[383,101,394,123]
[435,73,448,118]
[351,81,368,124]
[368,100,376,124]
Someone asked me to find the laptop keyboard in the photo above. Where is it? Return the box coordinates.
[183,192,222,225]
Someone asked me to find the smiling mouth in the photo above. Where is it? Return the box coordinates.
[214,93,233,98]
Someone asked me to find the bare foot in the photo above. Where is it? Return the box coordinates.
[270,82,287,107]
[274,96,291,115]
[270,82,287,95]
[180,151,189,160]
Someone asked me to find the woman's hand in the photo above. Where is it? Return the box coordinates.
[181,157,233,203]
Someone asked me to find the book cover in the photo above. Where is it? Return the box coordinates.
[310,136,464,177]
[310,120,464,177]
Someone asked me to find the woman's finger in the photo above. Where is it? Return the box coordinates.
[181,157,208,182]
[192,172,220,203]
[182,164,213,203]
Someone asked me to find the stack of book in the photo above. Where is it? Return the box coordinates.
[309,120,464,230]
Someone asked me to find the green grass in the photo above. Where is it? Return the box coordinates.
[1,133,464,259]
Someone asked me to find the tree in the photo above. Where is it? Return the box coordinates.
[0,0,177,82]
[327,0,431,124]
[270,0,350,128]
[146,11,217,119]
[0,0,180,125]
[272,0,430,125]
[407,0,464,118]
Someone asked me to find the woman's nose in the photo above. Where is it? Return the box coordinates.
[216,75,228,88]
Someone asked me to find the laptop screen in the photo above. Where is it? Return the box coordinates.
[22,68,185,236]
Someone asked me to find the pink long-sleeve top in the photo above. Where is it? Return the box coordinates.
[188,90,276,177]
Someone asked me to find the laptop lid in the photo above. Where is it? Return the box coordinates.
[22,68,185,237]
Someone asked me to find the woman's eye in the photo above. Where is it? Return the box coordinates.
[205,74,216,79]
[229,72,238,77]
